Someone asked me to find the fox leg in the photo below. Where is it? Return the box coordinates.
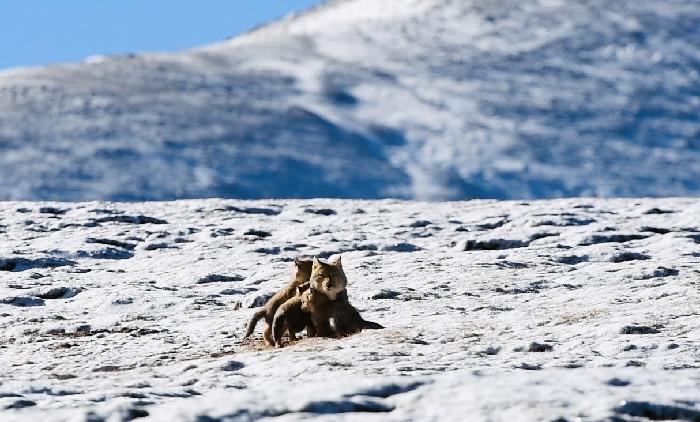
[263,324,274,346]
[287,325,297,341]
[272,312,288,348]
[307,324,317,337]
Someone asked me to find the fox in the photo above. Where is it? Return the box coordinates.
[270,282,312,347]
[272,256,383,346]
[244,257,313,346]
[270,254,346,345]
[307,256,383,336]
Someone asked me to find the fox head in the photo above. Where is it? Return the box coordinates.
[310,255,347,300]
[292,256,314,285]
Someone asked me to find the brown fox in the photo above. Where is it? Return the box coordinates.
[270,282,312,347]
[272,256,383,347]
[244,257,313,346]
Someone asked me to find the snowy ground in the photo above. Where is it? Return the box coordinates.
[1,198,698,421]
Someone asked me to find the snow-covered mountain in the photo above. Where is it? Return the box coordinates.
[1,0,699,201]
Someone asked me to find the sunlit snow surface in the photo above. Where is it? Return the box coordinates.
[1,0,700,200]
[0,198,698,420]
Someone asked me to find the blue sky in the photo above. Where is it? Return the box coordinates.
[0,1,324,70]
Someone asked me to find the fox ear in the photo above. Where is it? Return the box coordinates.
[328,255,342,268]
[312,256,321,267]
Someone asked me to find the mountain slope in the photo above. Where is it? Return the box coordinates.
[1,0,699,200]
